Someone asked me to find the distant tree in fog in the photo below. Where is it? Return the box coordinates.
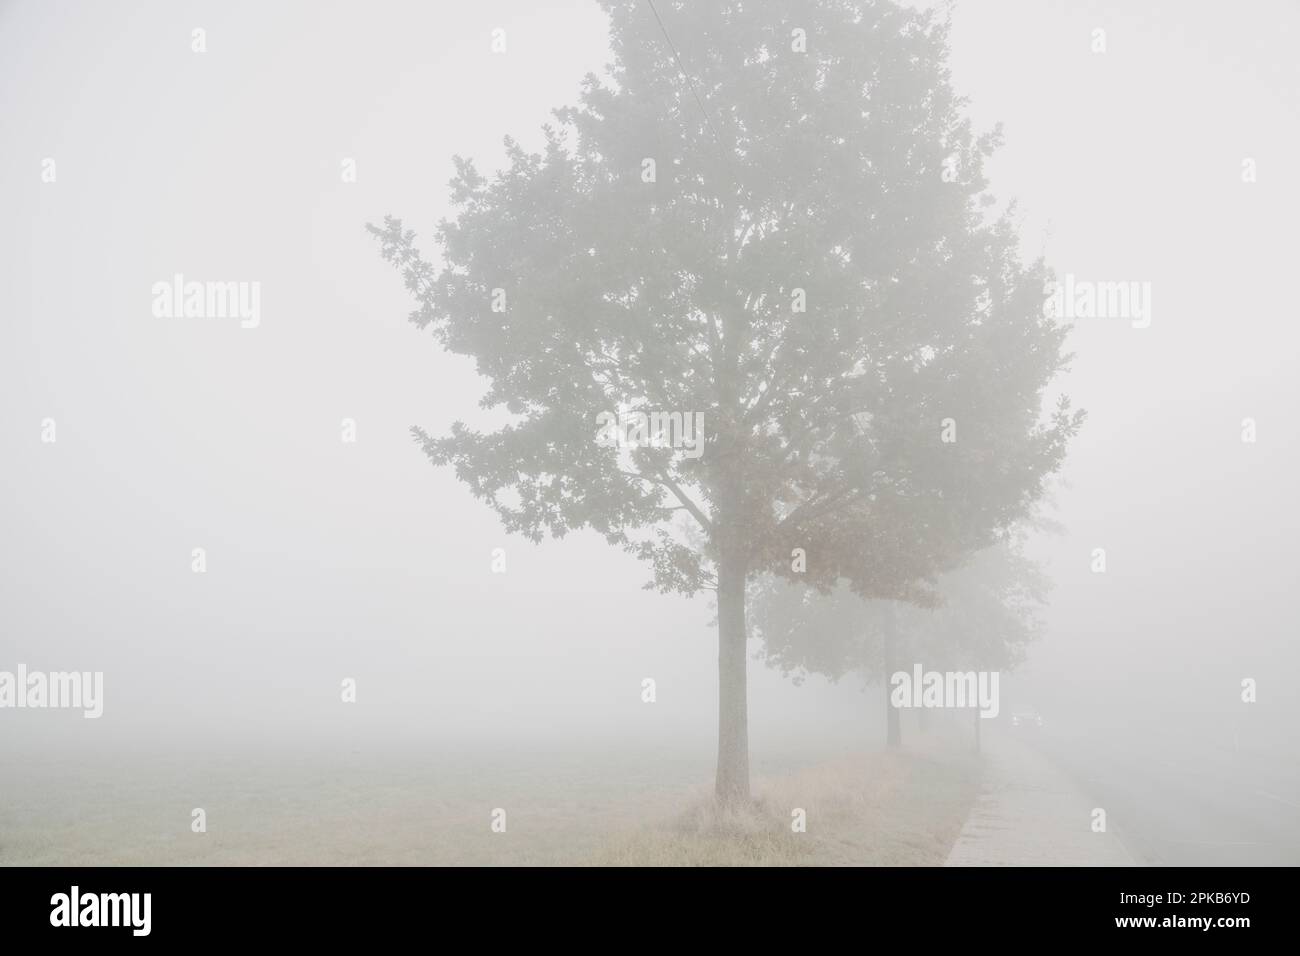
[752,533,1049,747]
[370,0,1081,803]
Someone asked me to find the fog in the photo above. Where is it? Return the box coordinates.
[2,0,1297,866]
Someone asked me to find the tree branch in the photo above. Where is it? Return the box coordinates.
[619,469,714,534]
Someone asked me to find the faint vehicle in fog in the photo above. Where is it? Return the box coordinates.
[1009,707,1044,732]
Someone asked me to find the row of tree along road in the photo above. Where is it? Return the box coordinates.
[371,0,1082,803]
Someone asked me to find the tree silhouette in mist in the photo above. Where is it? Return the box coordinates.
[371,0,1082,802]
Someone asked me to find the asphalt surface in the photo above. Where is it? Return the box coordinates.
[1028,722,1300,866]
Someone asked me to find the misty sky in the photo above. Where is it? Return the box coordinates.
[2,0,1296,755]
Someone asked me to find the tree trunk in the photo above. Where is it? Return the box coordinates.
[883,600,901,749]
[715,548,751,804]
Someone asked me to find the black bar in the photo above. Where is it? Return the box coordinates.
[0,866,1282,943]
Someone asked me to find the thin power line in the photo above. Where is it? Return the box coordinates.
[644,0,721,143]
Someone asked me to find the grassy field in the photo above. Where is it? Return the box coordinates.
[0,733,979,866]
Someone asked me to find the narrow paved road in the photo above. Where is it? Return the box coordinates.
[1035,724,1300,867]
[945,729,1134,866]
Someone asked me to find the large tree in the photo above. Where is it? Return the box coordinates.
[370,0,1081,803]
